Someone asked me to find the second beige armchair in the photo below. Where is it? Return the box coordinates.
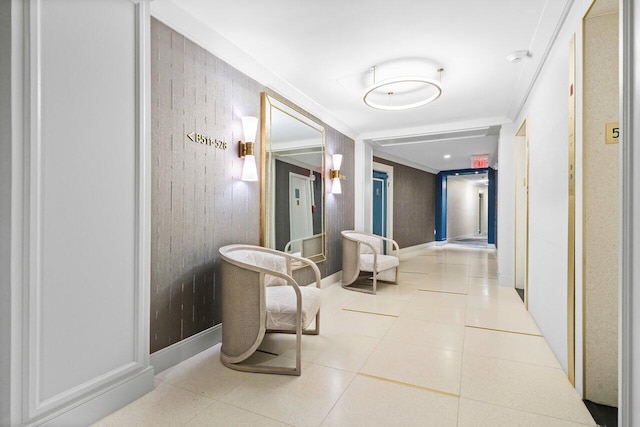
[341,230,400,294]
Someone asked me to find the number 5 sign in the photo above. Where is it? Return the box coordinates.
[606,122,620,144]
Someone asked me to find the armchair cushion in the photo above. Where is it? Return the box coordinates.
[266,285,322,330]
[349,233,383,254]
[359,253,400,272]
[231,249,288,286]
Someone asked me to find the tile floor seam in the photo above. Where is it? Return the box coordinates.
[180,399,218,427]
[464,324,543,337]
[461,349,563,371]
[315,369,360,427]
[459,396,596,426]
[215,400,297,427]
[341,308,399,318]
[356,373,460,398]
[417,288,468,295]
[380,335,464,354]
[161,378,229,402]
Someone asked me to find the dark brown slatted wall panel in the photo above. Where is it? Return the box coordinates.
[373,157,436,249]
[151,19,355,353]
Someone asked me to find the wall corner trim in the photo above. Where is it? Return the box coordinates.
[150,325,222,375]
[38,366,154,427]
[321,271,342,289]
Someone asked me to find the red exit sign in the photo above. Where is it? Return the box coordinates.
[471,155,489,169]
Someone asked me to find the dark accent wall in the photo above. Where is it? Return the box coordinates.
[151,19,354,353]
[373,157,436,248]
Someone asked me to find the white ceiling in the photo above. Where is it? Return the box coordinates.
[153,0,574,172]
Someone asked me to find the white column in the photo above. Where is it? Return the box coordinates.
[7,0,154,424]
[620,0,640,424]
[354,139,373,232]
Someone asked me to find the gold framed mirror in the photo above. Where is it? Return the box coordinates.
[260,93,326,263]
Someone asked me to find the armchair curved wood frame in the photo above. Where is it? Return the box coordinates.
[341,230,400,295]
[219,244,321,376]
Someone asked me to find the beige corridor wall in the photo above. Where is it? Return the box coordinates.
[583,6,619,407]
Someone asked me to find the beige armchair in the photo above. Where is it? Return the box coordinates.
[341,230,400,294]
[218,244,321,376]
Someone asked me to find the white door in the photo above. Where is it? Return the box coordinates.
[289,173,313,253]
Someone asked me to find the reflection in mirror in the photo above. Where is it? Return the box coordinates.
[261,93,326,263]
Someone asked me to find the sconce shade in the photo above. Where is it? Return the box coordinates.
[332,154,343,171]
[241,116,259,143]
[331,177,342,194]
[241,154,258,181]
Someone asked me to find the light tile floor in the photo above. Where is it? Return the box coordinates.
[94,245,595,427]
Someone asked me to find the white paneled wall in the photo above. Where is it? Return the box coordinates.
[5,0,154,425]
[0,1,13,425]
[512,0,592,377]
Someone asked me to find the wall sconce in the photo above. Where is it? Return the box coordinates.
[330,154,343,194]
[238,116,258,181]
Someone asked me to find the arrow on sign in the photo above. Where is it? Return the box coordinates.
[187,132,196,142]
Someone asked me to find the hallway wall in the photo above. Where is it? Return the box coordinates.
[372,157,436,248]
[0,0,11,422]
[511,0,593,376]
[150,18,354,354]
[446,177,483,239]
[583,6,619,407]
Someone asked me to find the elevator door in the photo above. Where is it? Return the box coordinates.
[372,170,388,238]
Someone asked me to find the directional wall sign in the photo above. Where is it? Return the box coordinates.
[187,131,228,150]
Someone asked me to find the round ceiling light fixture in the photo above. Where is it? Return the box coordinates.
[363,66,443,111]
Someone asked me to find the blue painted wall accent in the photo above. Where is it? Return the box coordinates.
[435,172,447,241]
[434,168,497,244]
[372,170,388,237]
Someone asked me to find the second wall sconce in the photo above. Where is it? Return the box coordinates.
[238,116,259,182]
[330,153,343,194]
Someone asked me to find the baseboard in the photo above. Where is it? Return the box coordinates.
[435,240,448,246]
[498,275,514,287]
[150,325,222,375]
[321,270,342,289]
[399,241,437,259]
[38,366,154,427]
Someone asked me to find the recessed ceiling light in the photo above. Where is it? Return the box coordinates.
[474,171,478,174]
[455,173,459,176]
[444,154,451,159]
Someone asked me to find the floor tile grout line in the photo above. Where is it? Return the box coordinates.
[357,373,460,398]
[464,325,543,337]
[180,399,219,427]
[341,308,399,318]
[217,398,297,426]
[316,370,360,427]
[460,396,596,426]
[417,289,468,296]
